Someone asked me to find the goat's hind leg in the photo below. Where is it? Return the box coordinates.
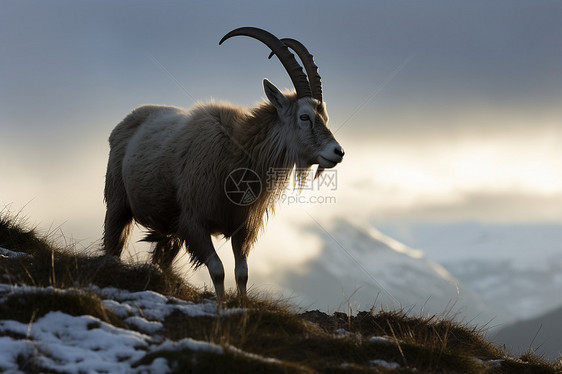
[179,220,225,300]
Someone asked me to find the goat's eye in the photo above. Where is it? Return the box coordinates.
[300,114,310,122]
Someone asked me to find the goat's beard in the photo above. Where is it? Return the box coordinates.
[314,166,325,180]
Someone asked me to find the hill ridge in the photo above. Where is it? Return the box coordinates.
[0,213,559,373]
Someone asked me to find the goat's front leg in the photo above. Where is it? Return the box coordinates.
[232,230,249,298]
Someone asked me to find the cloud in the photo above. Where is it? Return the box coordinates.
[370,192,562,224]
[1,1,561,283]
[328,133,562,224]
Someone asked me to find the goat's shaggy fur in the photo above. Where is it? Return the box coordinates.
[103,29,343,298]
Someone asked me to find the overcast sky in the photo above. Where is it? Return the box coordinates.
[1,1,561,267]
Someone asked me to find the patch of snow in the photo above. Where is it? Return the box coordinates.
[152,337,224,355]
[220,307,248,316]
[227,345,282,365]
[0,311,150,374]
[0,284,74,298]
[0,247,32,259]
[152,337,282,366]
[486,359,504,368]
[136,357,171,373]
[102,299,134,318]
[93,286,222,320]
[370,359,401,369]
[125,316,163,334]
[0,336,37,373]
[0,282,254,373]
[368,336,391,344]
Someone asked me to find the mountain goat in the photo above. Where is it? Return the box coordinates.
[103,27,344,299]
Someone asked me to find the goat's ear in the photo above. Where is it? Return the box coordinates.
[263,79,289,113]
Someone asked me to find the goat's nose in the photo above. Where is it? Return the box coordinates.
[334,146,345,158]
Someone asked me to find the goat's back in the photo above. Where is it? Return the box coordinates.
[107,103,247,235]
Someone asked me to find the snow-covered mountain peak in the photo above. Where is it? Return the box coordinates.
[273,218,513,326]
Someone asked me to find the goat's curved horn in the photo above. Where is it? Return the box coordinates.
[220,27,312,99]
[270,38,323,102]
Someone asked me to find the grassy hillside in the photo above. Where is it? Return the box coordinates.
[1,211,560,373]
